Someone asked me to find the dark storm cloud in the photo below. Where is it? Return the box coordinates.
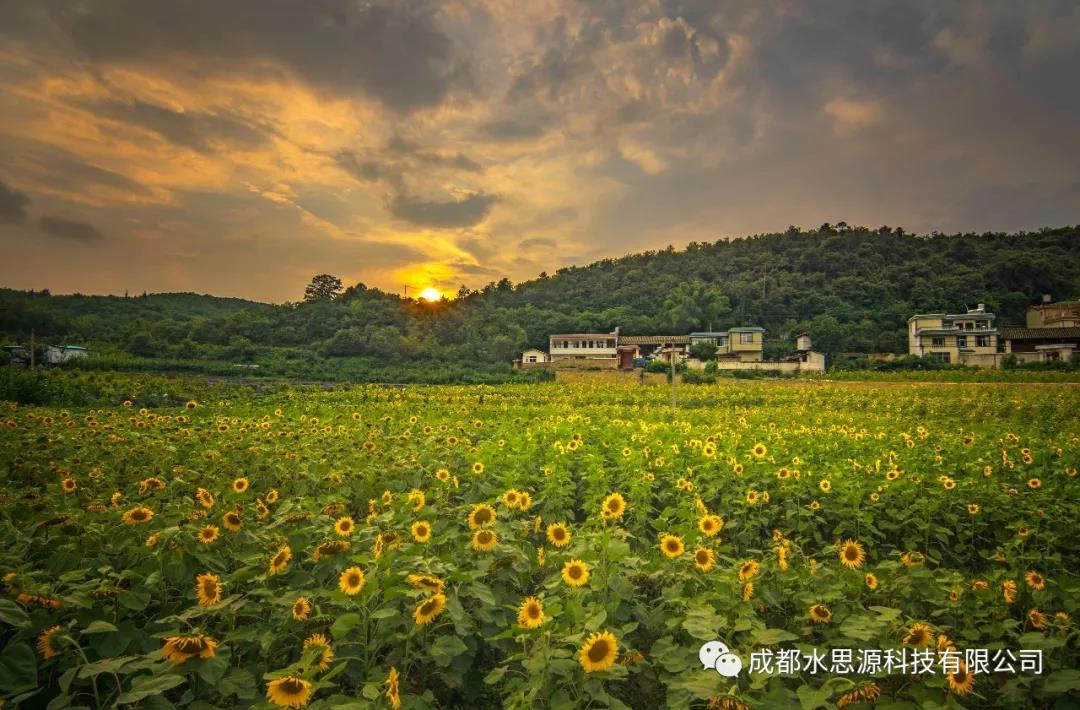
[39,216,105,241]
[86,99,271,152]
[0,180,31,224]
[44,0,467,113]
[389,193,496,229]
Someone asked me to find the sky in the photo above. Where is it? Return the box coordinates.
[0,1,1078,303]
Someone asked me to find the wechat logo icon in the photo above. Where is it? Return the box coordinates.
[699,640,743,677]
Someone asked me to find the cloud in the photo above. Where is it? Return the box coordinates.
[823,96,882,136]
[335,151,387,184]
[45,1,468,113]
[86,98,271,152]
[389,192,497,229]
[519,237,556,250]
[39,216,106,241]
[0,180,30,224]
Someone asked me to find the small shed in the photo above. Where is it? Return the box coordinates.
[521,348,549,364]
[44,345,89,365]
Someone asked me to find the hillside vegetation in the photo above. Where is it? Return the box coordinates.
[2,224,1078,381]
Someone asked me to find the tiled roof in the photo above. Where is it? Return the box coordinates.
[1000,327,1080,340]
[619,335,690,345]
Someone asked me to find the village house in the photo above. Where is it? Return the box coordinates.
[999,296,1080,363]
[907,305,1001,367]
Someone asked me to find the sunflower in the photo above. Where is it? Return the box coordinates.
[162,634,217,663]
[517,492,532,511]
[1028,477,1041,489]
[292,596,311,621]
[407,489,426,512]
[819,479,831,493]
[269,546,292,576]
[1025,570,1046,590]
[562,559,590,587]
[435,468,451,483]
[698,514,723,536]
[196,573,221,606]
[266,676,313,709]
[546,522,572,548]
[601,492,626,519]
[902,623,933,647]
[865,572,879,590]
[312,540,350,561]
[742,581,754,601]
[659,534,685,558]
[837,682,882,708]
[809,603,832,624]
[413,592,447,625]
[467,504,496,529]
[1028,608,1048,630]
[751,443,767,459]
[61,478,77,493]
[386,666,401,710]
[502,489,521,507]
[472,462,485,475]
[406,574,444,594]
[411,521,432,543]
[266,489,280,504]
[738,560,760,581]
[1003,579,1018,603]
[472,529,498,552]
[838,539,866,569]
[517,596,546,628]
[122,506,154,525]
[303,633,334,672]
[232,478,249,493]
[198,525,220,545]
[579,630,618,672]
[947,662,974,695]
[195,488,214,509]
[36,625,62,659]
[339,566,366,595]
[223,510,243,531]
[693,547,716,572]
[968,503,980,515]
[333,516,355,537]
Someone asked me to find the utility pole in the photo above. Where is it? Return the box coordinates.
[29,329,35,369]
[403,285,409,299]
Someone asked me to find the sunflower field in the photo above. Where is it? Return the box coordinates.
[0,376,1078,709]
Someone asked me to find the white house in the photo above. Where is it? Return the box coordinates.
[521,348,548,364]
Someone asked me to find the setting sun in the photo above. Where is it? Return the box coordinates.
[419,287,443,302]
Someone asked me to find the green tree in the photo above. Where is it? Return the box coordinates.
[662,280,731,331]
[304,274,344,302]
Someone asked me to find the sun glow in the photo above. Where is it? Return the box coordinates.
[419,287,443,302]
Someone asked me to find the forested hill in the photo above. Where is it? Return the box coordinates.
[2,224,1079,377]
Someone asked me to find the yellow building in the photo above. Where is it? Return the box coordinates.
[1026,297,1080,328]
[689,328,765,362]
[907,305,1001,367]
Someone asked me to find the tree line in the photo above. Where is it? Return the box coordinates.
[1,223,1078,380]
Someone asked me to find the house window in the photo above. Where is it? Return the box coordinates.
[975,321,987,329]
[526,356,537,363]
[740,332,754,344]
[975,335,990,348]
[931,337,945,347]
[608,339,615,347]
[929,352,950,363]
[956,336,967,348]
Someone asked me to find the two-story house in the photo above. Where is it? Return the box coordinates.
[907,305,1000,367]
[689,328,765,362]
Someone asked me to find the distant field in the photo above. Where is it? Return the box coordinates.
[1,377,1078,708]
